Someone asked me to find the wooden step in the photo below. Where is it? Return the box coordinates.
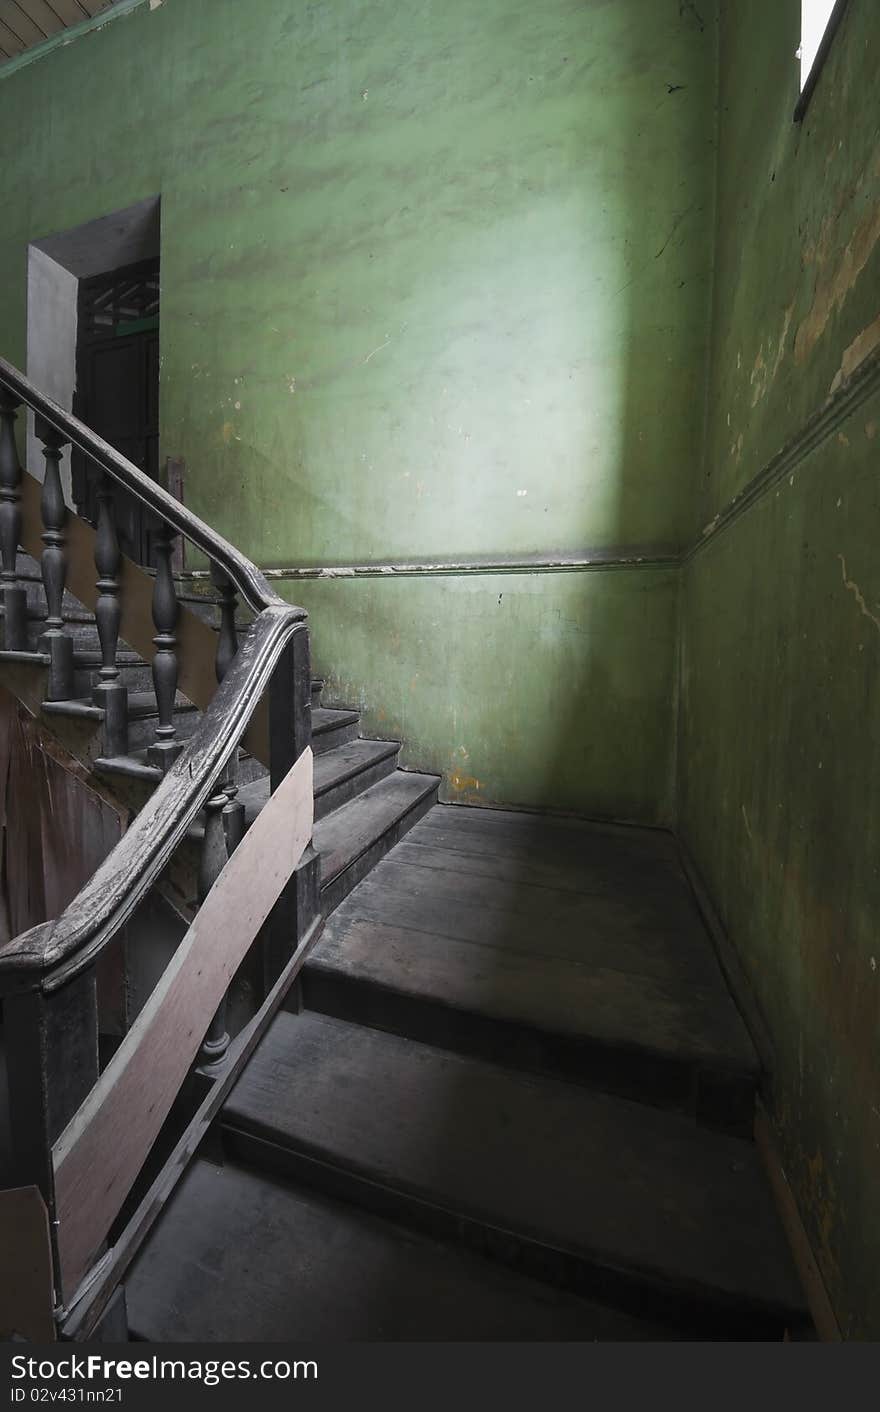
[94,751,163,785]
[237,738,401,826]
[73,651,152,697]
[302,806,758,1132]
[311,706,360,756]
[222,1011,807,1338]
[126,1158,686,1341]
[313,770,440,915]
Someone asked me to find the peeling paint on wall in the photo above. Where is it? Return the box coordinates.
[830,313,880,394]
[794,195,880,366]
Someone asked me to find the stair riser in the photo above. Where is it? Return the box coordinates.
[314,750,400,823]
[312,719,360,757]
[126,710,202,753]
[299,968,756,1138]
[321,783,439,916]
[74,662,155,697]
[221,1124,793,1340]
[236,754,269,787]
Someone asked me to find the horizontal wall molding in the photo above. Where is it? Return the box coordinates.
[685,343,880,565]
[176,549,680,584]
[0,0,150,81]
[176,347,880,589]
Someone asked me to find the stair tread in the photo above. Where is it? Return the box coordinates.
[306,808,756,1078]
[125,690,197,719]
[127,1158,682,1341]
[307,916,755,1071]
[237,738,401,824]
[313,770,440,886]
[316,808,732,991]
[312,706,360,735]
[224,1011,804,1320]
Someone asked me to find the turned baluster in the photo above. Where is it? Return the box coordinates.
[210,560,245,849]
[0,390,27,651]
[212,559,238,684]
[93,475,128,757]
[196,789,233,1073]
[38,421,74,700]
[147,521,181,771]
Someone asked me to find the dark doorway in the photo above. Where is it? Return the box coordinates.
[72,257,160,566]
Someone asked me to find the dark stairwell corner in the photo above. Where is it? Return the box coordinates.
[1,0,879,1350]
[126,804,809,1341]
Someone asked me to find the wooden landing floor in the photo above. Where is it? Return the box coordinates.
[304,803,758,1125]
[128,802,806,1340]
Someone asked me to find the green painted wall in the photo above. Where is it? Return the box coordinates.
[4,0,879,1336]
[679,0,880,1336]
[0,0,715,822]
[287,567,678,814]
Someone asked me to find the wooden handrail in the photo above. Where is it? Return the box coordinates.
[0,356,299,618]
[0,356,318,1335]
[0,609,306,992]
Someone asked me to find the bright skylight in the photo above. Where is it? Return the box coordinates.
[800,0,837,89]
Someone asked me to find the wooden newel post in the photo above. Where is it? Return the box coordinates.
[196,564,246,1076]
[4,962,100,1233]
[0,389,27,651]
[37,420,74,701]
[196,791,232,1073]
[262,623,319,996]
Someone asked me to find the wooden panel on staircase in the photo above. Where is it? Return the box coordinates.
[50,746,314,1302]
[0,686,123,945]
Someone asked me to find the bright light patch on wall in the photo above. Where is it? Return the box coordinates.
[799,0,837,89]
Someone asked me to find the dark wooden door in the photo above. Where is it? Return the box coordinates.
[72,259,160,566]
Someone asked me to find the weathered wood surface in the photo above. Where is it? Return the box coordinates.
[0,687,123,944]
[224,1009,805,1329]
[2,355,302,620]
[51,746,314,1301]
[0,612,306,988]
[61,909,324,1341]
[314,772,440,886]
[19,470,271,763]
[0,1186,55,1342]
[126,1158,682,1342]
[304,804,757,1125]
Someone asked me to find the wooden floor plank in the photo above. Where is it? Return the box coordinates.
[389,833,681,899]
[307,916,756,1069]
[332,855,723,989]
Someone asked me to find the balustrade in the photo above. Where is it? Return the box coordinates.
[37,421,74,700]
[0,354,313,1339]
[0,390,26,651]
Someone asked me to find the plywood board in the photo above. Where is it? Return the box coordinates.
[51,746,313,1299]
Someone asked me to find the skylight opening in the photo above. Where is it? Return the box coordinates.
[799,0,838,90]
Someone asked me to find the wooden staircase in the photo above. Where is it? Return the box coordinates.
[127,809,810,1341]
[5,558,438,925]
[0,359,809,1342]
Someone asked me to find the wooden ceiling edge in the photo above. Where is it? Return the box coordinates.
[0,0,147,78]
